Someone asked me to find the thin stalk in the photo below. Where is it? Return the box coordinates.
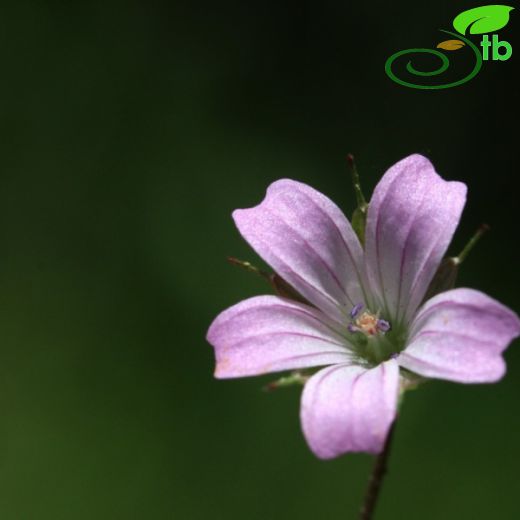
[358,421,397,520]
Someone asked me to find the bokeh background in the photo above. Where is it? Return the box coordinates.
[0,1,518,518]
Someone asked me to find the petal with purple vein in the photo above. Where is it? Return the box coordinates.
[233,179,366,325]
[399,288,520,383]
[300,359,399,459]
[365,154,466,324]
[207,295,353,378]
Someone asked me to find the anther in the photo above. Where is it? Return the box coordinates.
[350,303,364,319]
[348,323,360,333]
[347,307,391,337]
[377,319,391,333]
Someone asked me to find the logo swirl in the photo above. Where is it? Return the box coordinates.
[385,30,483,90]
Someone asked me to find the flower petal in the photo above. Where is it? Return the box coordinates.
[365,154,467,324]
[300,360,399,458]
[232,179,366,325]
[207,295,353,378]
[399,288,520,383]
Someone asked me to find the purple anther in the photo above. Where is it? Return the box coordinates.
[390,352,399,360]
[377,319,391,333]
[347,324,359,333]
[350,303,364,319]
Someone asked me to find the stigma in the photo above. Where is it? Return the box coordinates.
[348,304,391,337]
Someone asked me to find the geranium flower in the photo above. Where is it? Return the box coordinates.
[206,154,519,459]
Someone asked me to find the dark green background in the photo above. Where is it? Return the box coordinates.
[0,1,518,518]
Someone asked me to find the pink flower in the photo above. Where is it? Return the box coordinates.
[206,154,520,459]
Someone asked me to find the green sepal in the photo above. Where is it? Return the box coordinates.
[227,257,310,305]
[422,257,459,303]
[422,224,488,303]
[263,371,310,391]
[351,205,368,246]
[346,154,369,246]
[270,273,309,304]
[398,368,428,409]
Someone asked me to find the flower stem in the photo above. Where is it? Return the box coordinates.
[358,420,396,520]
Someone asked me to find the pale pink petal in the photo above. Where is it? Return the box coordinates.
[365,155,467,324]
[207,295,353,378]
[398,288,520,383]
[232,179,366,325]
[300,360,399,459]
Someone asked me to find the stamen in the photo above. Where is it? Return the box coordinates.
[350,303,364,319]
[347,307,391,337]
[377,319,391,333]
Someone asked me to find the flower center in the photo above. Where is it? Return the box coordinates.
[348,304,391,337]
[347,304,399,365]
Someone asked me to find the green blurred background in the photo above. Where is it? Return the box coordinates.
[0,1,518,518]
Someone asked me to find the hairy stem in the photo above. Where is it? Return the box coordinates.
[358,421,396,520]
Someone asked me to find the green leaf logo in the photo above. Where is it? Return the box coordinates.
[453,5,514,35]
